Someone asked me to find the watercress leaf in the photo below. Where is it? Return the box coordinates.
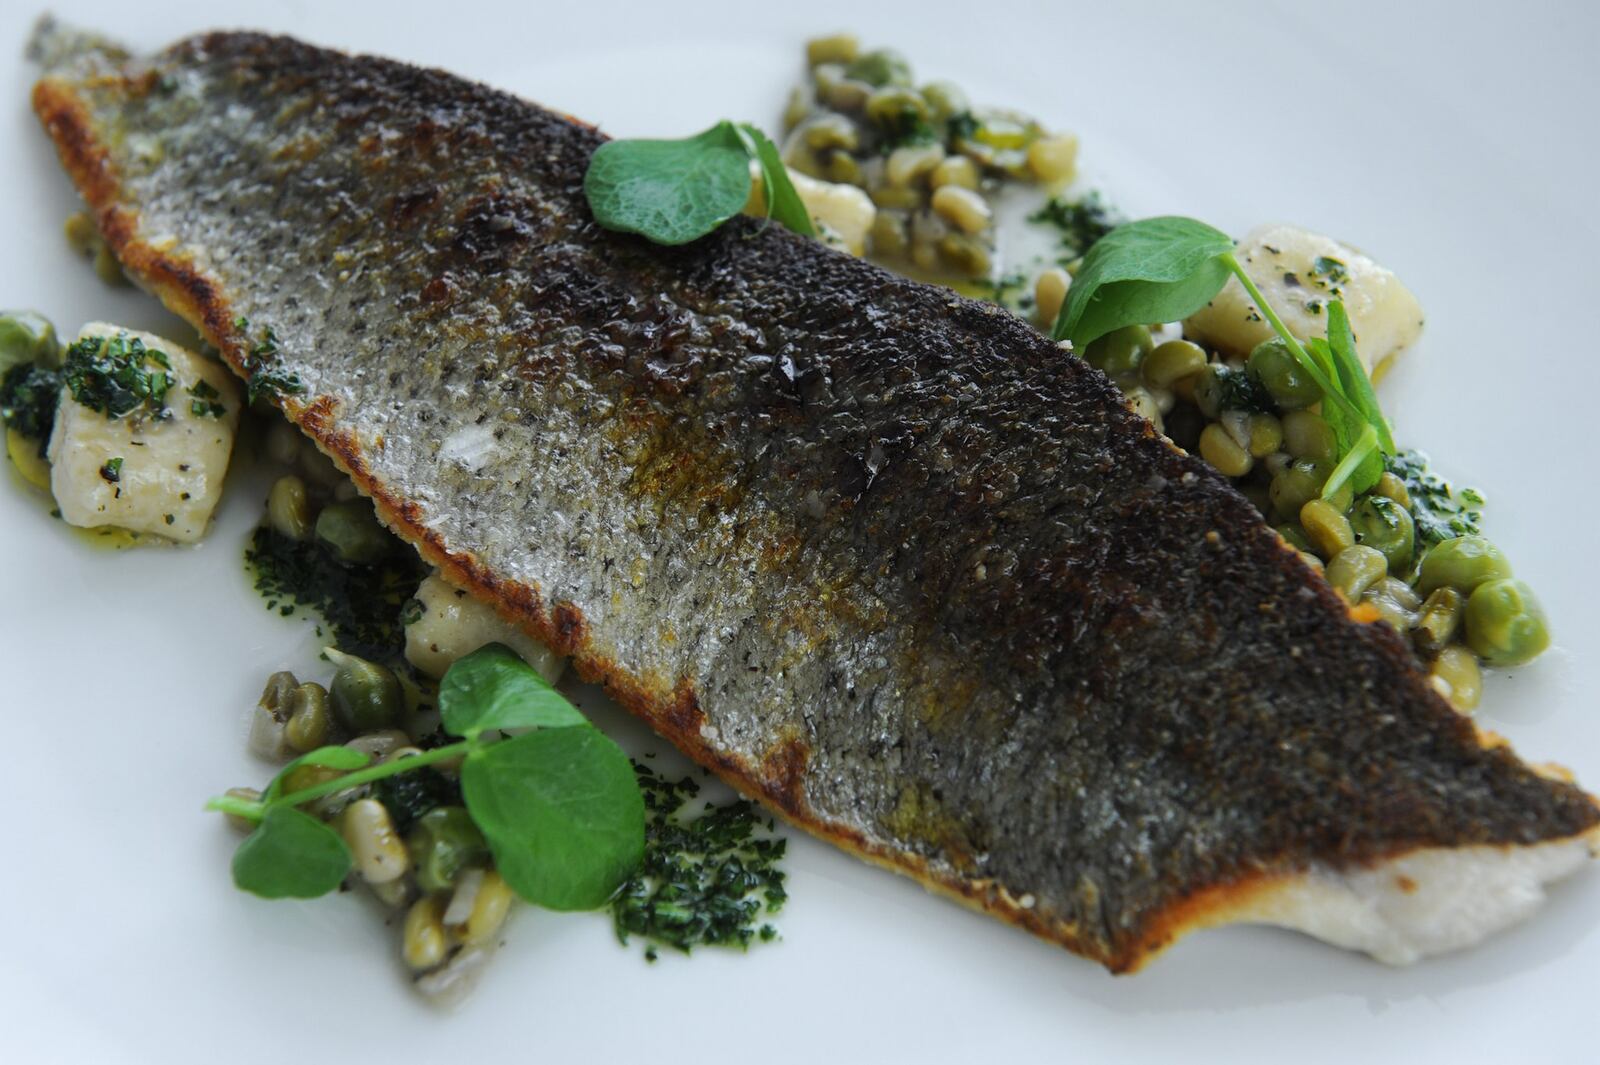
[736,123,815,238]
[583,122,753,245]
[438,643,586,740]
[262,745,371,803]
[231,805,351,898]
[1052,216,1235,347]
[1325,300,1395,454]
[461,726,645,911]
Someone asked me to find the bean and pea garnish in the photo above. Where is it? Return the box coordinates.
[1048,214,1551,712]
[784,34,1079,283]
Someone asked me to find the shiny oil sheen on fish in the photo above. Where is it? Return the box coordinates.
[31,25,1599,971]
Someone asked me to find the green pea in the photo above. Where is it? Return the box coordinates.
[811,63,870,112]
[0,311,62,374]
[284,682,333,753]
[1349,494,1415,573]
[315,498,394,565]
[1269,458,1350,518]
[1464,579,1550,667]
[1191,364,1230,420]
[1325,545,1387,601]
[267,474,313,542]
[1083,325,1152,376]
[407,806,489,893]
[1417,535,1512,596]
[920,81,968,122]
[1281,410,1338,463]
[870,210,910,258]
[1412,587,1464,656]
[799,112,860,152]
[1275,523,1312,553]
[822,151,863,186]
[1142,339,1207,389]
[1246,339,1321,410]
[846,49,913,88]
[93,244,129,287]
[865,88,930,132]
[937,233,991,278]
[805,33,859,67]
[326,648,403,733]
[781,86,814,133]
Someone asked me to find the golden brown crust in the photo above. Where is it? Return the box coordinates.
[33,69,1596,974]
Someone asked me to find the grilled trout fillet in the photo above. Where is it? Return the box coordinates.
[30,23,1598,971]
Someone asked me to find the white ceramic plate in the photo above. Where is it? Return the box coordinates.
[3,2,1597,1062]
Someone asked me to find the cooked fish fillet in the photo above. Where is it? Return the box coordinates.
[30,23,1598,971]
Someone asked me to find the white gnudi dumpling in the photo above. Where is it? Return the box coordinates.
[405,572,565,684]
[47,322,240,542]
[1184,224,1424,378]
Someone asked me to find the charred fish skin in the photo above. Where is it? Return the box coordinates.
[32,28,1596,971]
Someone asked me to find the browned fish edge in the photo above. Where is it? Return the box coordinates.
[33,70,1595,974]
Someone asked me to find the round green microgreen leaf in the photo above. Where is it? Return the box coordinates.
[1052,216,1235,347]
[262,745,370,803]
[438,643,586,740]
[584,122,753,245]
[231,805,352,899]
[461,726,645,911]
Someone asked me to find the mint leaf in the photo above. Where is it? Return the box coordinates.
[1052,217,1235,347]
[231,805,351,898]
[583,122,752,245]
[737,123,815,238]
[262,745,370,803]
[461,726,645,911]
[438,643,586,740]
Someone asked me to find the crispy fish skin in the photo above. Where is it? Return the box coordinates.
[32,29,1598,971]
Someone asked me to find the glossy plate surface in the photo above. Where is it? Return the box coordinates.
[2,2,1596,1061]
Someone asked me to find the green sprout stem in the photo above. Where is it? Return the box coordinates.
[1224,255,1366,428]
[1321,422,1380,502]
[206,740,474,823]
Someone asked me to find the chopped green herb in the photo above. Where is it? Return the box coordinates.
[1029,190,1121,261]
[375,766,462,834]
[1387,450,1485,547]
[1310,255,1349,286]
[1209,364,1274,415]
[62,332,175,421]
[245,525,426,661]
[187,378,226,418]
[945,110,979,143]
[610,762,787,957]
[237,321,305,405]
[0,362,64,452]
[879,106,937,150]
[99,456,123,482]
[976,269,1034,314]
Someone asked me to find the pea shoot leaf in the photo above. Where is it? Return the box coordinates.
[438,643,586,740]
[583,122,753,245]
[1325,300,1395,454]
[1051,216,1235,347]
[1306,301,1390,497]
[737,123,815,238]
[461,726,645,911]
[262,745,370,803]
[231,805,351,898]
